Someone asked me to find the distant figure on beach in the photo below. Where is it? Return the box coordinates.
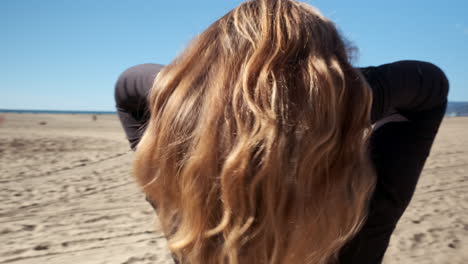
[114,0,449,263]
[92,115,98,121]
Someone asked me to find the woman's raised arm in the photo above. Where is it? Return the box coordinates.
[338,61,449,263]
[114,63,164,150]
[361,60,449,124]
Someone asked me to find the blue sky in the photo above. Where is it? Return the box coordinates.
[2,0,467,111]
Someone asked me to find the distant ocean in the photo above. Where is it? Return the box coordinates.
[1,101,467,117]
[0,109,116,115]
[446,102,468,117]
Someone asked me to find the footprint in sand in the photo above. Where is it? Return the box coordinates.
[413,233,426,243]
[33,243,50,251]
[22,224,36,231]
[448,239,461,249]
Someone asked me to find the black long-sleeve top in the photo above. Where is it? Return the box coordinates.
[114,60,449,263]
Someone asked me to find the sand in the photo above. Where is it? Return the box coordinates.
[0,113,466,264]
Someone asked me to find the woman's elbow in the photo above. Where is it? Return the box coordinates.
[114,63,165,110]
[418,61,450,107]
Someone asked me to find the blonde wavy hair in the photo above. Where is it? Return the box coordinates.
[134,0,376,263]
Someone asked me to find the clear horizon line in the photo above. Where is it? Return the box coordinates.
[0,109,117,114]
[1,100,468,113]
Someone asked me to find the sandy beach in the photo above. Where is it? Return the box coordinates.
[0,113,467,264]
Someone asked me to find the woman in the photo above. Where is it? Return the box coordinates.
[114,0,449,263]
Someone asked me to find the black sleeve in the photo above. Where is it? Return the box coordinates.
[114,63,164,150]
[362,60,449,124]
[338,61,449,263]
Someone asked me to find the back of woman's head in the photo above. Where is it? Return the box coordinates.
[134,0,376,263]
